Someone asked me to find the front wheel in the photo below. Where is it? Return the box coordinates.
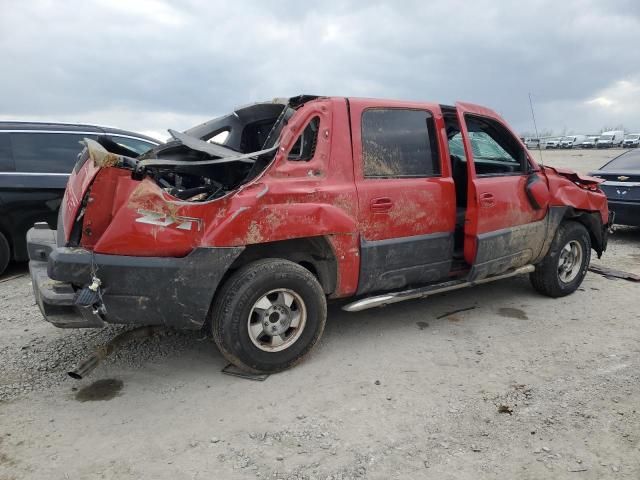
[210,259,327,373]
[530,220,591,297]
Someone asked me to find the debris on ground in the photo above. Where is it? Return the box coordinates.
[589,264,640,282]
[436,306,476,319]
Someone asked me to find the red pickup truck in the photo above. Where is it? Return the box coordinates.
[28,95,611,373]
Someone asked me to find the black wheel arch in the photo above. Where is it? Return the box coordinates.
[0,223,14,262]
[562,207,607,258]
[223,236,338,295]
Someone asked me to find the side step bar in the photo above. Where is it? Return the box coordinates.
[342,265,535,312]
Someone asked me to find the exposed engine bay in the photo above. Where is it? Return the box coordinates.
[88,95,318,202]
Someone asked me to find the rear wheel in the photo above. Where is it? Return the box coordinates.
[210,259,327,373]
[530,221,591,297]
[0,232,10,276]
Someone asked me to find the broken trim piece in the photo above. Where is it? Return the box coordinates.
[588,264,640,282]
[83,138,124,168]
[167,128,244,158]
[136,142,280,169]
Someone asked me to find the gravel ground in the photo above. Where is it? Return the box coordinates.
[1,149,639,480]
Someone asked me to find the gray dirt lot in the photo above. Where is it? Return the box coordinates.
[1,149,639,480]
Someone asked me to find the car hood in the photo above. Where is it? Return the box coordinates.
[544,165,604,185]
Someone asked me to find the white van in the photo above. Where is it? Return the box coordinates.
[596,130,625,148]
[622,134,640,148]
[581,136,599,148]
[525,138,541,149]
[544,137,563,149]
[560,135,587,148]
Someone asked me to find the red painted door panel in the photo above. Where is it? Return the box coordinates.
[349,99,456,293]
[455,102,547,278]
[350,99,455,240]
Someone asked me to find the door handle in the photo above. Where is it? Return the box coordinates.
[370,197,393,212]
[479,192,495,208]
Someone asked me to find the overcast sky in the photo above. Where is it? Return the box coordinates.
[1,0,639,140]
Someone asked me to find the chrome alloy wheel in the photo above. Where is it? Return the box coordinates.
[247,289,307,352]
[557,240,583,283]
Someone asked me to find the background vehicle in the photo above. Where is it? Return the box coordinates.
[589,149,640,226]
[596,130,624,148]
[525,138,541,149]
[544,137,562,149]
[0,122,159,275]
[623,134,640,148]
[27,96,610,373]
[581,136,599,148]
[560,135,587,148]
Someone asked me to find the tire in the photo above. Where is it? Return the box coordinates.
[530,220,591,298]
[0,232,10,276]
[210,258,327,373]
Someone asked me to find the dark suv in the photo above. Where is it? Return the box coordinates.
[0,122,159,274]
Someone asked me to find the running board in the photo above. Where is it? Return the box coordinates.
[342,264,535,312]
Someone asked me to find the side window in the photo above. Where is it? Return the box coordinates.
[362,108,440,178]
[0,133,14,172]
[10,133,93,174]
[288,116,320,162]
[465,116,526,175]
[108,136,156,155]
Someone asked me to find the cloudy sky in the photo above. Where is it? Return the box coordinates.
[1,0,639,140]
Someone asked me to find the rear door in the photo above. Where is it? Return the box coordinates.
[349,99,456,294]
[455,102,549,280]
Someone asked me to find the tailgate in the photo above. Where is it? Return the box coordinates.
[59,146,102,243]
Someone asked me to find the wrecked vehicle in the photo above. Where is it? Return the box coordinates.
[28,96,612,373]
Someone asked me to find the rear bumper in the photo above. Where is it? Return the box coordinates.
[608,200,640,227]
[27,225,243,329]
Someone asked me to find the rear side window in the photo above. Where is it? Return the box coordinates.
[0,133,14,171]
[288,116,320,162]
[362,109,440,178]
[10,132,92,174]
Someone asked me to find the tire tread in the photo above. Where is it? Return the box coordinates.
[530,220,591,298]
[210,258,326,373]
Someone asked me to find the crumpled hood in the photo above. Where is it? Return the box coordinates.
[543,165,604,186]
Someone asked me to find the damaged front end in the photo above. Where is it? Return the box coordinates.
[27,96,319,329]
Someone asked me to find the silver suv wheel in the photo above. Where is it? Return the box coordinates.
[557,240,583,284]
[247,288,307,352]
